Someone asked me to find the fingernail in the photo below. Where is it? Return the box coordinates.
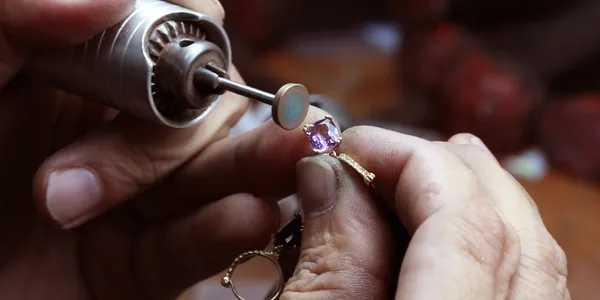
[297,156,339,219]
[46,168,101,228]
[469,136,494,157]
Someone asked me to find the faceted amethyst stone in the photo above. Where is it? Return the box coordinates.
[304,117,341,153]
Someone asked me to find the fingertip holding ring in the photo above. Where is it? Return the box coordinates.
[303,115,376,188]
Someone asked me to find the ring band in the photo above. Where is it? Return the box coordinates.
[222,213,304,300]
[221,247,285,300]
[303,116,376,187]
[333,152,375,186]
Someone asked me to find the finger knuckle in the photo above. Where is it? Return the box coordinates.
[433,143,483,183]
[453,143,492,162]
[501,169,542,210]
[552,239,569,298]
[552,239,569,278]
[464,142,489,155]
[112,141,163,188]
[520,235,569,297]
[451,132,478,141]
[451,209,521,274]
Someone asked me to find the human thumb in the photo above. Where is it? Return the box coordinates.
[280,155,395,300]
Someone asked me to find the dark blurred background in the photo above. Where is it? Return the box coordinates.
[182,1,600,299]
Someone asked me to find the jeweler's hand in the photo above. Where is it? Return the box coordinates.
[0,1,280,299]
[282,128,571,300]
[146,102,570,299]
[141,96,570,299]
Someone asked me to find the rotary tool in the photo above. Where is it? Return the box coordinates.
[23,0,310,130]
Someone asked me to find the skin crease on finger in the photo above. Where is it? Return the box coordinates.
[328,127,564,299]
[281,130,519,300]
[136,120,571,299]
[441,136,570,299]
[30,65,248,229]
[0,0,572,293]
[389,144,520,299]
[128,106,331,220]
[392,132,569,299]
[0,1,290,300]
[281,156,395,300]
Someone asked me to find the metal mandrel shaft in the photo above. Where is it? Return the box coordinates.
[193,66,310,130]
[216,77,276,106]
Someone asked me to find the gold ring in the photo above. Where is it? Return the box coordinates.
[221,248,285,300]
[303,116,376,187]
[222,213,304,300]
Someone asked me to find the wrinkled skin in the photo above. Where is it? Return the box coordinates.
[0,0,570,299]
[0,1,281,299]
[280,128,571,300]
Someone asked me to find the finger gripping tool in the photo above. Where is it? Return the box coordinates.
[23,0,310,130]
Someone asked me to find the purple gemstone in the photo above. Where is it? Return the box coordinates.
[305,118,341,153]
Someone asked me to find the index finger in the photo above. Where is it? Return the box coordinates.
[131,106,330,219]
[130,114,425,223]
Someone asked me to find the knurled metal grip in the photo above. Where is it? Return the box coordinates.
[23,0,232,128]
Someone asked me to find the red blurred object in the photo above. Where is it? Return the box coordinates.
[401,23,465,93]
[402,23,541,153]
[221,0,271,49]
[436,49,541,154]
[538,95,600,181]
[391,0,449,22]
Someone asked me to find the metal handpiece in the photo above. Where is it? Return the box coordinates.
[23,0,231,128]
[22,0,311,130]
